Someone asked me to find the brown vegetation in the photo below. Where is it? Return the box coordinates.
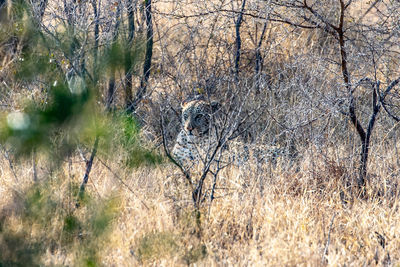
[1,0,400,265]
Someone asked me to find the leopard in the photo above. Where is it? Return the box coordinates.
[171,95,220,169]
[171,95,295,171]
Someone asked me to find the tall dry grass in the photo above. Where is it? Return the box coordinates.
[1,1,399,265]
[1,143,399,266]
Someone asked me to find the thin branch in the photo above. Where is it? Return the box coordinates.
[382,102,400,122]
[76,136,99,207]
[106,0,121,110]
[124,0,136,111]
[228,103,269,141]
[302,0,340,32]
[381,76,400,100]
[234,0,246,80]
[322,213,336,264]
[254,14,269,93]
[355,0,382,24]
[0,145,18,182]
[0,0,6,10]
[155,8,320,30]
[208,160,223,217]
[380,76,400,122]
[130,0,153,113]
[91,0,101,81]
[32,148,37,182]
[97,158,149,210]
[160,113,193,187]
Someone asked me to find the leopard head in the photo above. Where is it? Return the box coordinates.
[181,96,220,137]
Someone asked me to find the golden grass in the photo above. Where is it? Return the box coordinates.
[1,146,399,266]
[1,1,399,265]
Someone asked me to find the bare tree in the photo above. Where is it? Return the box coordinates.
[124,0,136,111]
[130,0,153,113]
[21,0,149,202]
[161,83,278,208]
[268,0,400,189]
[106,0,122,110]
[234,0,246,81]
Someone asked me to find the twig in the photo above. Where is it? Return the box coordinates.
[153,9,318,30]
[159,113,193,187]
[32,148,37,182]
[234,0,246,81]
[322,213,336,264]
[355,0,382,24]
[0,145,18,182]
[97,158,149,210]
[382,102,400,122]
[130,0,153,113]
[207,160,222,217]
[76,136,99,207]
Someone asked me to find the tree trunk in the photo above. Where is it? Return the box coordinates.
[125,0,135,112]
[36,0,48,23]
[234,0,246,82]
[76,136,99,207]
[254,19,268,94]
[91,0,100,81]
[106,0,121,110]
[130,0,153,113]
[337,1,368,189]
[0,0,5,24]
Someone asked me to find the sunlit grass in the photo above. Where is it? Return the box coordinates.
[1,145,399,266]
[1,1,399,266]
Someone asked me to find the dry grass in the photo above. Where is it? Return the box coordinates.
[1,1,399,266]
[1,146,399,266]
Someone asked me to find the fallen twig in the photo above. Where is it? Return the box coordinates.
[97,157,150,211]
[76,136,99,207]
[322,212,336,264]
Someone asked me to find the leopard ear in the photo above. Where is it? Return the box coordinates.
[211,101,221,113]
[181,99,193,108]
[181,101,189,109]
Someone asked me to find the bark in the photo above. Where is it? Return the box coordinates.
[234,0,246,82]
[37,0,48,22]
[130,0,153,113]
[106,0,121,110]
[32,148,38,182]
[254,19,268,94]
[337,0,368,189]
[76,136,99,207]
[91,0,101,77]
[360,77,400,188]
[124,0,135,112]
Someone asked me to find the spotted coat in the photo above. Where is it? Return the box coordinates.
[171,97,293,170]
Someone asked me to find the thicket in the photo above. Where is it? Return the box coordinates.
[0,0,399,265]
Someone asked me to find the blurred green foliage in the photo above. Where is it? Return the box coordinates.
[23,183,58,225]
[0,176,121,267]
[63,214,81,238]
[0,83,93,157]
[0,225,42,267]
[0,0,95,158]
[103,38,145,75]
[0,0,160,266]
[114,112,163,168]
[0,0,159,165]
